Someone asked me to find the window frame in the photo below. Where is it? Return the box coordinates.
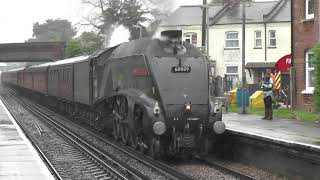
[305,0,314,20]
[226,66,239,75]
[268,30,277,48]
[184,32,197,46]
[225,31,239,48]
[305,51,314,92]
[225,65,239,89]
[254,30,262,48]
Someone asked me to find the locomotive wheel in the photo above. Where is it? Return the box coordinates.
[129,130,138,149]
[113,96,128,142]
[149,138,160,159]
[112,119,120,141]
[200,137,209,156]
[120,124,129,145]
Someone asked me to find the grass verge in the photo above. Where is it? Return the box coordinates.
[228,106,319,122]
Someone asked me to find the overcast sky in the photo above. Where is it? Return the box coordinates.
[0,0,273,43]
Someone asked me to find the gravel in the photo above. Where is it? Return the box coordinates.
[2,94,99,179]
[171,159,238,180]
[205,157,288,180]
[3,93,174,180]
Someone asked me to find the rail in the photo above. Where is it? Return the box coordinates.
[5,93,142,180]
[0,95,63,180]
[7,91,193,180]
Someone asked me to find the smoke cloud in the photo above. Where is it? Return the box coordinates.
[142,0,181,19]
[109,25,130,47]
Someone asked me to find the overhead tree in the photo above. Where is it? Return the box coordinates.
[27,19,77,42]
[141,0,176,19]
[65,31,103,58]
[65,40,83,58]
[312,45,320,112]
[81,0,150,46]
[141,0,177,36]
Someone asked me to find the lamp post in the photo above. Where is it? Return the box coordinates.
[202,0,207,53]
[133,25,142,39]
[201,0,210,56]
[241,0,247,114]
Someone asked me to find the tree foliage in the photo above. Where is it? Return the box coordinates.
[312,45,320,112]
[82,0,150,46]
[65,31,103,58]
[141,0,176,19]
[28,19,77,42]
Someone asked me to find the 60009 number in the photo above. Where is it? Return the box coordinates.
[172,66,191,73]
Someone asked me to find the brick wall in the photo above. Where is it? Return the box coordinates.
[302,94,315,111]
[293,0,319,110]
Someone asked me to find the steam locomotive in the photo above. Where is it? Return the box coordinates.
[1,31,225,158]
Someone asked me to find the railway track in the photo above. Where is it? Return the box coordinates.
[3,91,195,180]
[0,95,63,180]
[3,89,259,180]
[2,93,139,180]
[195,157,256,180]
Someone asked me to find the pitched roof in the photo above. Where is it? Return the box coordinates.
[160,5,227,26]
[160,0,290,27]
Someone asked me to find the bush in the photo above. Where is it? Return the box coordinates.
[312,45,320,112]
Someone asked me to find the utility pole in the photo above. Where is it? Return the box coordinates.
[241,0,247,114]
[202,0,207,54]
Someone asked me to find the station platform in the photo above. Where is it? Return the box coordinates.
[0,99,54,179]
[223,113,320,150]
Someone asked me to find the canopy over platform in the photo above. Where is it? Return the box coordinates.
[245,62,276,69]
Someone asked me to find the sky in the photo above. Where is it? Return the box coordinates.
[0,0,273,44]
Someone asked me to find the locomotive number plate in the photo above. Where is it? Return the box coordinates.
[172,66,191,73]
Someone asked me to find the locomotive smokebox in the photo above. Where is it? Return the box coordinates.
[160,30,186,56]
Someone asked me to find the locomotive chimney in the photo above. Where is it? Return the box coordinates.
[160,30,182,40]
[160,30,185,56]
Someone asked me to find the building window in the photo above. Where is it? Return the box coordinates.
[254,31,262,48]
[306,51,315,91]
[184,33,197,46]
[269,30,276,47]
[226,66,239,89]
[226,66,238,74]
[225,31,239,48]
[306,0,314,19]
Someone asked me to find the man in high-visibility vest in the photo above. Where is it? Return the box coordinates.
[261,69,274,120]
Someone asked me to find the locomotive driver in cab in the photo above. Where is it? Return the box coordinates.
[261,69,274,120]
